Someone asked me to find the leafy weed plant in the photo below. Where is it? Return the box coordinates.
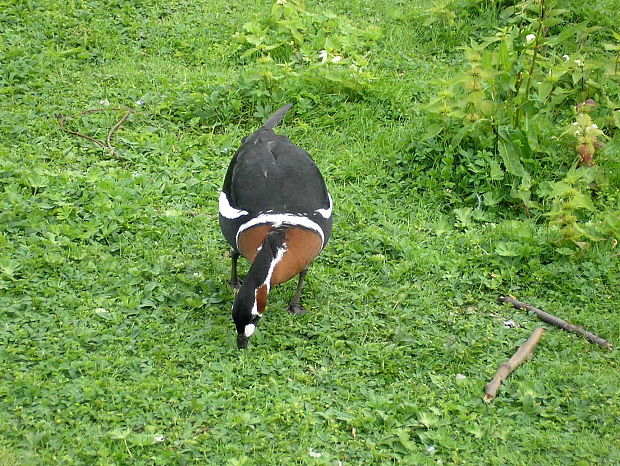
[423,0,619,248]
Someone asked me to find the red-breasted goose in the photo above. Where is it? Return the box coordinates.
[219,104,333,349]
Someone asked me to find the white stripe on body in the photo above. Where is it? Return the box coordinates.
[219,192,249,219]
[315,194,333,219]
[236,213,325,247]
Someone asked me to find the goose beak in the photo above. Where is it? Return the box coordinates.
[237,334,250,349]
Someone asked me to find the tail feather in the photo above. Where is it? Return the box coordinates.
[261,103,293,130]
[242,103,293,145]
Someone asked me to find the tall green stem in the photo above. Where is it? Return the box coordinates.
[515,0,546,127]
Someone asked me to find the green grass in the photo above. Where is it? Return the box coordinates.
[1,0,619,464]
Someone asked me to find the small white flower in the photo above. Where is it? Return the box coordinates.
[572,122,579,125]
[591,123,598,129]
[319,50,328,63]
[563,54,570,62]
[574,59,583,66]
[135,100,145,106]
[154,435,165,442]
[99,99,110,106]
[308,450,322,458]
[331,55,343,63]
[526,34,536,43]
[427,445,437,454]
[455,373,467,380]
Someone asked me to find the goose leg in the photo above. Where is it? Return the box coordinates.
[230,250,241,291]
[286,268,309,315]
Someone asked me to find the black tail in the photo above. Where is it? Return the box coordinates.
[242,104,293,145]
[261,103,293,130]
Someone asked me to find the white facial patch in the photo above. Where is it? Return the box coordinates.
[315,194,333,219]
[219,192,249,219]
[237,214,324,246]
[244,323,256,337]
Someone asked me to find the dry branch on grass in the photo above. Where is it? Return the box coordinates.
[500,295,613,350]
[483,327,545,403]
[56,107,134,158]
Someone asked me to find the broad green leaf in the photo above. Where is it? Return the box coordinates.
[495,241,523,257]
[567,167,596,185]
[543,17,564,29]
[498,139,526,177]
[397,429,417,451]
[422,124,444,140]
[525,117,540,151]
[466,91,486,104]
[570,223,604,242]
[537,81,553,102]
[548,181,573,198]
[566,192,595,211]
[605,212,620,239]
[479,100,495,116]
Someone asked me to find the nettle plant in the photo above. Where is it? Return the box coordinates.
[424,0,618,247]
[233,0,381,96]
[563,99,607,167]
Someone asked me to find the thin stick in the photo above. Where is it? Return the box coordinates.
[107,108,134,158]
[500,295,613,350]
[56,107,134,158]
[483,327,545,403]
[56,114,107,148]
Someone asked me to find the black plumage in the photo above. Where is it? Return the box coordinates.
[219,104,332,251]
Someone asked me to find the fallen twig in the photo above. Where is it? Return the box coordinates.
[106,108,133,158]
[500,295,613,350]
[56,107,134,158]
[483,327,545,403]
[56,113,108,149]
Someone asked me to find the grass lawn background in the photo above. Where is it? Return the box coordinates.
[1,0,619,463]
